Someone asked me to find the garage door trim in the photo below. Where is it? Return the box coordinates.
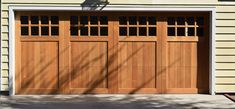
[7,5,216,95]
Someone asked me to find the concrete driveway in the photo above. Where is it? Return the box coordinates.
[0,94,234,109]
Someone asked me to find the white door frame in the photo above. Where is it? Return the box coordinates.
[8,5,216,95]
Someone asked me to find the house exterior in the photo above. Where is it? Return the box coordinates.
[1,0,235,95]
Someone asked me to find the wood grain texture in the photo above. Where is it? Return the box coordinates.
[15,12,209,94]
[117,42,157,93]
[20,42,59,90]
[70,42,108,89]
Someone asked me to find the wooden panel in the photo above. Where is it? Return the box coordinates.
[118,42,157,93]
[20,42,59,89]
[167,42,197,89]
[70,42,108,89]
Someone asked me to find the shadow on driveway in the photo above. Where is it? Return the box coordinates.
[0,94,234,109]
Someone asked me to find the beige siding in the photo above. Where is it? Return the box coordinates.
[217,13,235,19]
[216,85,235,92]
[217,42,235,48]
[217,56,235,62]
[217,20,235,27]
[216,35,235,41]
[216,78,235,84]
[216,5,235,92]
[1,70,8,77]
[0,2,235,93]
[216,49,235,55]
[216,70,235,77]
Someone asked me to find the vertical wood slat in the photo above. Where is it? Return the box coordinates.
[59,13,68,93]
[15,12,21,94]
[108,15,118,93]
[157,17,168,93]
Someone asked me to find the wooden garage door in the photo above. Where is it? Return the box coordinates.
[15,12,209,94]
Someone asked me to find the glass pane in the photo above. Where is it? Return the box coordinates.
[119,16,127,25]
[80,27,88,36]
[129,27,137,36]
[119,27,127,36]
[31,26,39,36]
[51,27,59,36]
[149,27,156,36]
[80,16,88,25]
[167,17,175,25]
[177,17,185,25]
[139,27,147,36]
[71,27,78,36]
[21,27,28,35]
[90,16,98,25]
[100,27,108,36]
[139,16,147,25]
[187,17,194,25]
[168,27,175,36]
[197,17,204,25]
[70,16,78,24]
[90,27,98,36]
[100,16,108,25]
[41,16,49,24]
[41,26,49,36]
[31,16,39,24]
[197,27,204,36]
[129,16,137,25]
[148,16,156,25]
[188,27,195,36]
[21,16,28,24]
[177,27,185,36]
[51,16,59,24]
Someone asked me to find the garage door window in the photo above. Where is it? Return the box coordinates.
[20,16,59,36]
[167,16,204,37]
[70,16,108,36]
[119,16,157,36]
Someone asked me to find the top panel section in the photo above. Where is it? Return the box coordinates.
[3,0,217,4]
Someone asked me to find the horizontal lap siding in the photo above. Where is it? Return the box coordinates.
[216,5,235,93]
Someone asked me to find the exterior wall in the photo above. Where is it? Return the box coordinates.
[0,0,235,93]
[216,5,235,92]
